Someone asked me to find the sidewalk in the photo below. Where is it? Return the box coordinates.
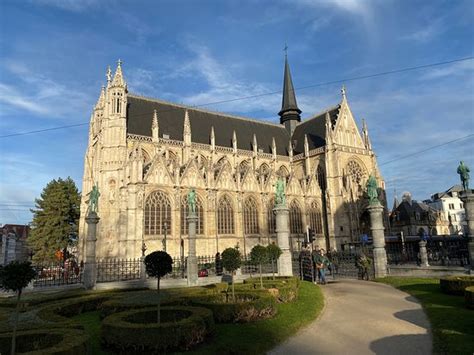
[270,279,432,355]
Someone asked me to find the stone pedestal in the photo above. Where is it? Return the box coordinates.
[367,203,387,278]
[459,189,474,269]
[274,205,293,276]
[186,212,198,286]
[84,211,100,289]
[419,240,429,267]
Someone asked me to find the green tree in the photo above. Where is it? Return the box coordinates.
[0,261,36,355]
[28,177,80,264]
[221,247,242,301]
[144,251,173,323]
[267,243,282,280]
[250,245,268,289]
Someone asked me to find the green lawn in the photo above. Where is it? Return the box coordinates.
[70,281,323,355]
[377,277,474,355]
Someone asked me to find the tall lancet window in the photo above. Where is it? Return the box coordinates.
[181,194,204,235]
[308,201,323,235]
[144,191,172,235]
[243,196,259,235]
[217,195,234,234]
[289,200,303,234]
[267,198,276,234]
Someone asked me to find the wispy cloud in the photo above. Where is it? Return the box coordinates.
[33,0,102,12]
[419,60,474,80]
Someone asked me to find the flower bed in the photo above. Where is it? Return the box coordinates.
[0,328,88,355]
[440,276,474,296]
[101,306,214,352]
[191,291,277,323]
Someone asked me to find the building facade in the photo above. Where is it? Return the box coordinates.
[425,185,467,235]
[0,224,30,265]
[79,59,385,259]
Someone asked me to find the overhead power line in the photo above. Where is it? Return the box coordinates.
[1,56,473,139]
[379,133,474,166]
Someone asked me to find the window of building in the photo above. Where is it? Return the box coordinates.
[289,200,303,234]
[243,197,259,235]
[144,190,172,235]
[460,203,464,209]
[449,203,455,210]
[180,194,204,235]
[267,198,276,234]
[217,195,234,234]
[452,214,457,222]
[308,201,323,235]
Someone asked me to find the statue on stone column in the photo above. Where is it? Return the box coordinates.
[188,188,197,214]
[457,161,470,190]
[275,178,286,207]
[87,184,100,213]
[366,175,379,205]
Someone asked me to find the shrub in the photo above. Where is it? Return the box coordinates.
[465,286,474,309]
[267,243,282,279]
[0,328,88,355]
[250,245,268,289]
[222,248,242,301]
[241,277,299,303]
[101,306,214,352]
[191,291,277,323]
[440,276,474,296]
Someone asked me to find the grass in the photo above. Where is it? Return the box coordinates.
[377,277,474,355]
[69,281,323,355]
[184,281,324,355]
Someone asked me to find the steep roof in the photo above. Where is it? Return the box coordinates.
[127,95,291,155]
[291,105,340,154]
[279,56,301,117]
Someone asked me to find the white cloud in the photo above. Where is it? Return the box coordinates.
[33,0,101,12]
[420,60,474,80]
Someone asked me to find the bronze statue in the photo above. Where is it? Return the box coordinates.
[275,178,286,207]
[366,175,379,205]
[457,161,470,190]
[87,184,100,213]
[188,188,197,213]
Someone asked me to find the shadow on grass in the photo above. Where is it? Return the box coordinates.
[393,309,431,330]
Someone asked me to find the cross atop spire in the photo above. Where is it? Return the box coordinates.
[111,59,126,88]
[341,84,347,100]
[283,43,288,57]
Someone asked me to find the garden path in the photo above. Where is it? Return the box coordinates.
[270,279,432,355]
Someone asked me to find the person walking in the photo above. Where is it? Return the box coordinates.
[315,249,329,284]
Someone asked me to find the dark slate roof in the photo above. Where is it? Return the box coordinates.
[127,95,291,155]
[291,105,340,154]
[279,57,301,117]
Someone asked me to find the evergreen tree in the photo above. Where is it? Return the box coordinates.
[28,177,81,264]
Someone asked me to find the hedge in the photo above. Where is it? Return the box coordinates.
[36,295,110,327]
[0,328,88,355]
[241,277,299,303]
[465,286,474,309]
[190,291,277,323]
[440,276,474,296]
[101,306,214,352]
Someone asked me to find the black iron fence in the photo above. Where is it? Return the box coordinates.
[96,258,141,282]
[32,261,83,287]
[385,236,470,267]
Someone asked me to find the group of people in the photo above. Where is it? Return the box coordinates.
[298,246,331,285]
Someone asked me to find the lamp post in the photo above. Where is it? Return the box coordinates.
[163,222,168,252]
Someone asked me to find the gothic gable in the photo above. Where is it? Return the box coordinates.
[180,158,206,188]
[144,154,174,185]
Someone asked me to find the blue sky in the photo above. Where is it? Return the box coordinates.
[0,0,473,224]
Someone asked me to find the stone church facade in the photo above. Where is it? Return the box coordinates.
[78,59,385,260]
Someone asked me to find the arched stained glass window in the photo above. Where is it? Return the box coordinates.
[217,195,234,234]
[144,190,172,235]
[308,201,323,235]
[243,197,259,235]
[290,200,303,234]
[181,194,204,235]
[267,198,276,234]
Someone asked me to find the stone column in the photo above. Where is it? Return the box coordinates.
[418,240,429,267]
[274,205,293,276]
[367,203,387,278]
[459,189,474,269]
[186,212,199,286]
[84,211,100,289]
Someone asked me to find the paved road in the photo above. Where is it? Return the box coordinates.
[270,279,432,355]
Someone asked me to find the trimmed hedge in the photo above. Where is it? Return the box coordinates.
[240,277,299,303]
[191,291,277,323]
[465,286,474,309]
[440,276,474,296]
[101,306,214,352]
[37,295,110,327]
[0,328,88,355]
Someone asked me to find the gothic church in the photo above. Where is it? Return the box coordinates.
[78,58,385,259]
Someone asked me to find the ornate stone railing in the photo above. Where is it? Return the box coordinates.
[127,133,152,142]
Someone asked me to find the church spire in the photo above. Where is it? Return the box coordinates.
[210,126,215,151]
[232,130,238,153]
[278,52,301,135]
[152,109,159,143]
[362,118,372,150]
[183,110,191,146]
[111,59,126,89]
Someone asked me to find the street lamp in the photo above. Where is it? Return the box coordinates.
[163,221,168,252]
